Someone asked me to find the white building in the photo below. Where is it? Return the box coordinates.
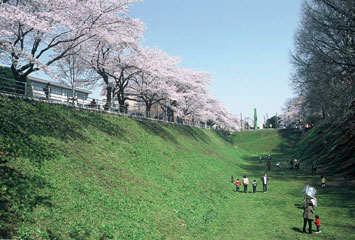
[28,76,91,104]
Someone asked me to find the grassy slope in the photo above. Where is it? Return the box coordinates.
[295,108,355,178]
[1,96,354,239]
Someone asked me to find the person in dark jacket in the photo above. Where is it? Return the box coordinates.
[43,83,51,99]
[302,202,314,234]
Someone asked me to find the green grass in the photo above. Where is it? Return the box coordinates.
[1,96,354,239]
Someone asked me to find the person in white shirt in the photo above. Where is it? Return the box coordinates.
[242,175,249,193]
[260,173,269,193]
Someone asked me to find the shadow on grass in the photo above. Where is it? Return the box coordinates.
[294,203,304,209]
[236,128,355,218]
[0,97,130,238]
[171,124,212,144]
[214,130,233,144]
[0,164,52,238]
[136,120,179,144]
[136,119,213,145]
[291,227,303,233]
[0,97,129,163]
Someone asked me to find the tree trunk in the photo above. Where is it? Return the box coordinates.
[101,74,111,110]
[116,90,126,113]
[11,67,27,95]
[145,103,152,118]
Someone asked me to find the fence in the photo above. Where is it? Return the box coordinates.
[0,77,212,129]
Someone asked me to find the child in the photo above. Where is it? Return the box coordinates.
[234,179,241,192]
[314,215,321,233]
[252,180,257,193]
[267,161,272,171]
[231,175,234,183]
[321,175,326,188]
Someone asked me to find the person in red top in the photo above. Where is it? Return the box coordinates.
[234,179,242,192]
[314,215,321,233]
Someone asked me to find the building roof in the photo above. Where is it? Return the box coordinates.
[28,76,92,94]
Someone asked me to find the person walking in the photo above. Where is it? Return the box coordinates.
[231,175,234,183]
[260,173,269,193]
[234,179,241,192]
[302,202,314,234]
[267,161,272,171]
[242,175,249,193]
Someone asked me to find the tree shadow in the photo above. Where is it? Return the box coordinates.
[136,119,213,145]
[136,119,179,144]
[0,97,131,238]
[170,123,212,144]
[214,130,233,144]
[0,97,129,164]
[0,164,53,239]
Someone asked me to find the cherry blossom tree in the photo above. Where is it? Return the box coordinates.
[128,47,180,117]
[172,68,211,122]
[56,48,94,103]
[107,50,143,111]
[81,28,144,109]
[280,96,305,127]
[0,0,143,94]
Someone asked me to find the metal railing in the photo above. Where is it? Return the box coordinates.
[0,77,212,129]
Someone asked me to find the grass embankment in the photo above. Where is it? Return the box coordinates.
[294,108,355,178]
[0,96,354,239]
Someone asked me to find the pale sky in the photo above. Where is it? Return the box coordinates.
[32,0,303,123]
[128,0,303,122]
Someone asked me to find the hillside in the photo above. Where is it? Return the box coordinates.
[1,96,355,239]
[0,96,242,239]
[294,102,355,179]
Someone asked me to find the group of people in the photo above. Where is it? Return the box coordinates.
[231,173,269,194]
[234,153,327,235]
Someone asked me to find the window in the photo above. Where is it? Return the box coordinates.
[31,82,46,91]
[76,92,87,100]
[64,89,73,97]
[51,86,62,95]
